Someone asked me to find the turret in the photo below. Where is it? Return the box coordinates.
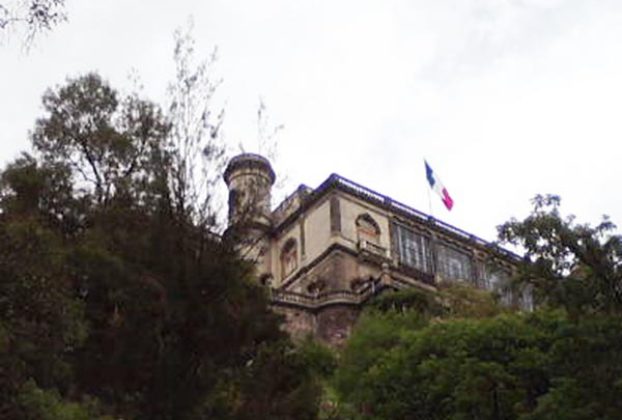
[224,153,275,275]
[224,153,275,229]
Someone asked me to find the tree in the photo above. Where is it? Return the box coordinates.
[0,0,67,45]
[497,194,622,316]
[166,21,225,227]
[0,72,323,419]
[368,283,503,319]
[346,313,550,420]
[32,73,170,207]
[332,196,622,419]
[0,156,93,418]
[333,286,503,418]
[334,307,622,420]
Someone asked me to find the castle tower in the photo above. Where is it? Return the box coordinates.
[224,153,275,227]
[224,153,275,271]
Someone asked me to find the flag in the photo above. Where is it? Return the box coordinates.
[425,160,454,211]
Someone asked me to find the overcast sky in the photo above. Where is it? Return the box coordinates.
[1,0,621,241]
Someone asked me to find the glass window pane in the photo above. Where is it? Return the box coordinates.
[395,224,431,273]
[437,244,473,281]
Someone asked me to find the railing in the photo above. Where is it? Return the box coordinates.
[270,172,519,261]
[332,176,388,204]
[384,198,430,222]
[270,281,383,309]
[327,174,519,260]
[272,185,313,225]
[358,239,389,259]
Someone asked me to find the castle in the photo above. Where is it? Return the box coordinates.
[224,153,526,347]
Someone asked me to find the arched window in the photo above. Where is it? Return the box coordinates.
[280,238,298,279]
[356,214,380,245]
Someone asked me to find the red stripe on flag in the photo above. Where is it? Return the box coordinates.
[441,188,454,210]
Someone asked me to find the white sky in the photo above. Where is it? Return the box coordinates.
[1,0,621,241]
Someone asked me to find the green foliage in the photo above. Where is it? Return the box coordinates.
[333,309,428,410]
[333,195,622,419]
[368,287,445,316]
[368,283,502,319]
[32,73,170,207]
[439,282,505,319]
[0,73,321,419]
[17,380,108,420]
[0,163,87,409]
[298,337,338,379]
[522,315,622,420]
[367,313,550,420]
[334,309,622,420]
[498,194,622,316]
[220,340,323,420]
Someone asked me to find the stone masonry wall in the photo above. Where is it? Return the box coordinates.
[274,304,361,348]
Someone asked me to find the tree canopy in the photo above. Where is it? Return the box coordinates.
[498,194,622,316]
[0,0,67,44]
[330,196,622,420]
[0,72,322,419]
[334,308,622,420]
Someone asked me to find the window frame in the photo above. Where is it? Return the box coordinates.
[356,213,381,244]
[393,222,433,273]
[436,242,474,282]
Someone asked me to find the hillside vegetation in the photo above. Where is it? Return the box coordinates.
[2,72,621,419]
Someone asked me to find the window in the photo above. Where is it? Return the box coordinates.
[437,244,473,281]
[228,189,240,220]
[356,214,380,244]
[394,224,432,272]
[484,263,510,291]
[484,262,514,304]
[519,286,534,311]
[280,238,298,279]
[484,263,533,309]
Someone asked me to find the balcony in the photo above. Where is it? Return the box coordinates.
[357,239,389,260]
[270,280,386,310]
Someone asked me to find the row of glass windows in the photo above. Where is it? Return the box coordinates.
[277,217,525,305]
[393,223,532,307]
[279,216,510,290]
[393,223,508,286]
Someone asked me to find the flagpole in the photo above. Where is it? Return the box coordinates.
[427,181,434,218]
[425,159,434,218]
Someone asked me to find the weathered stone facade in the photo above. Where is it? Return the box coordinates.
[224,153,524,347]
